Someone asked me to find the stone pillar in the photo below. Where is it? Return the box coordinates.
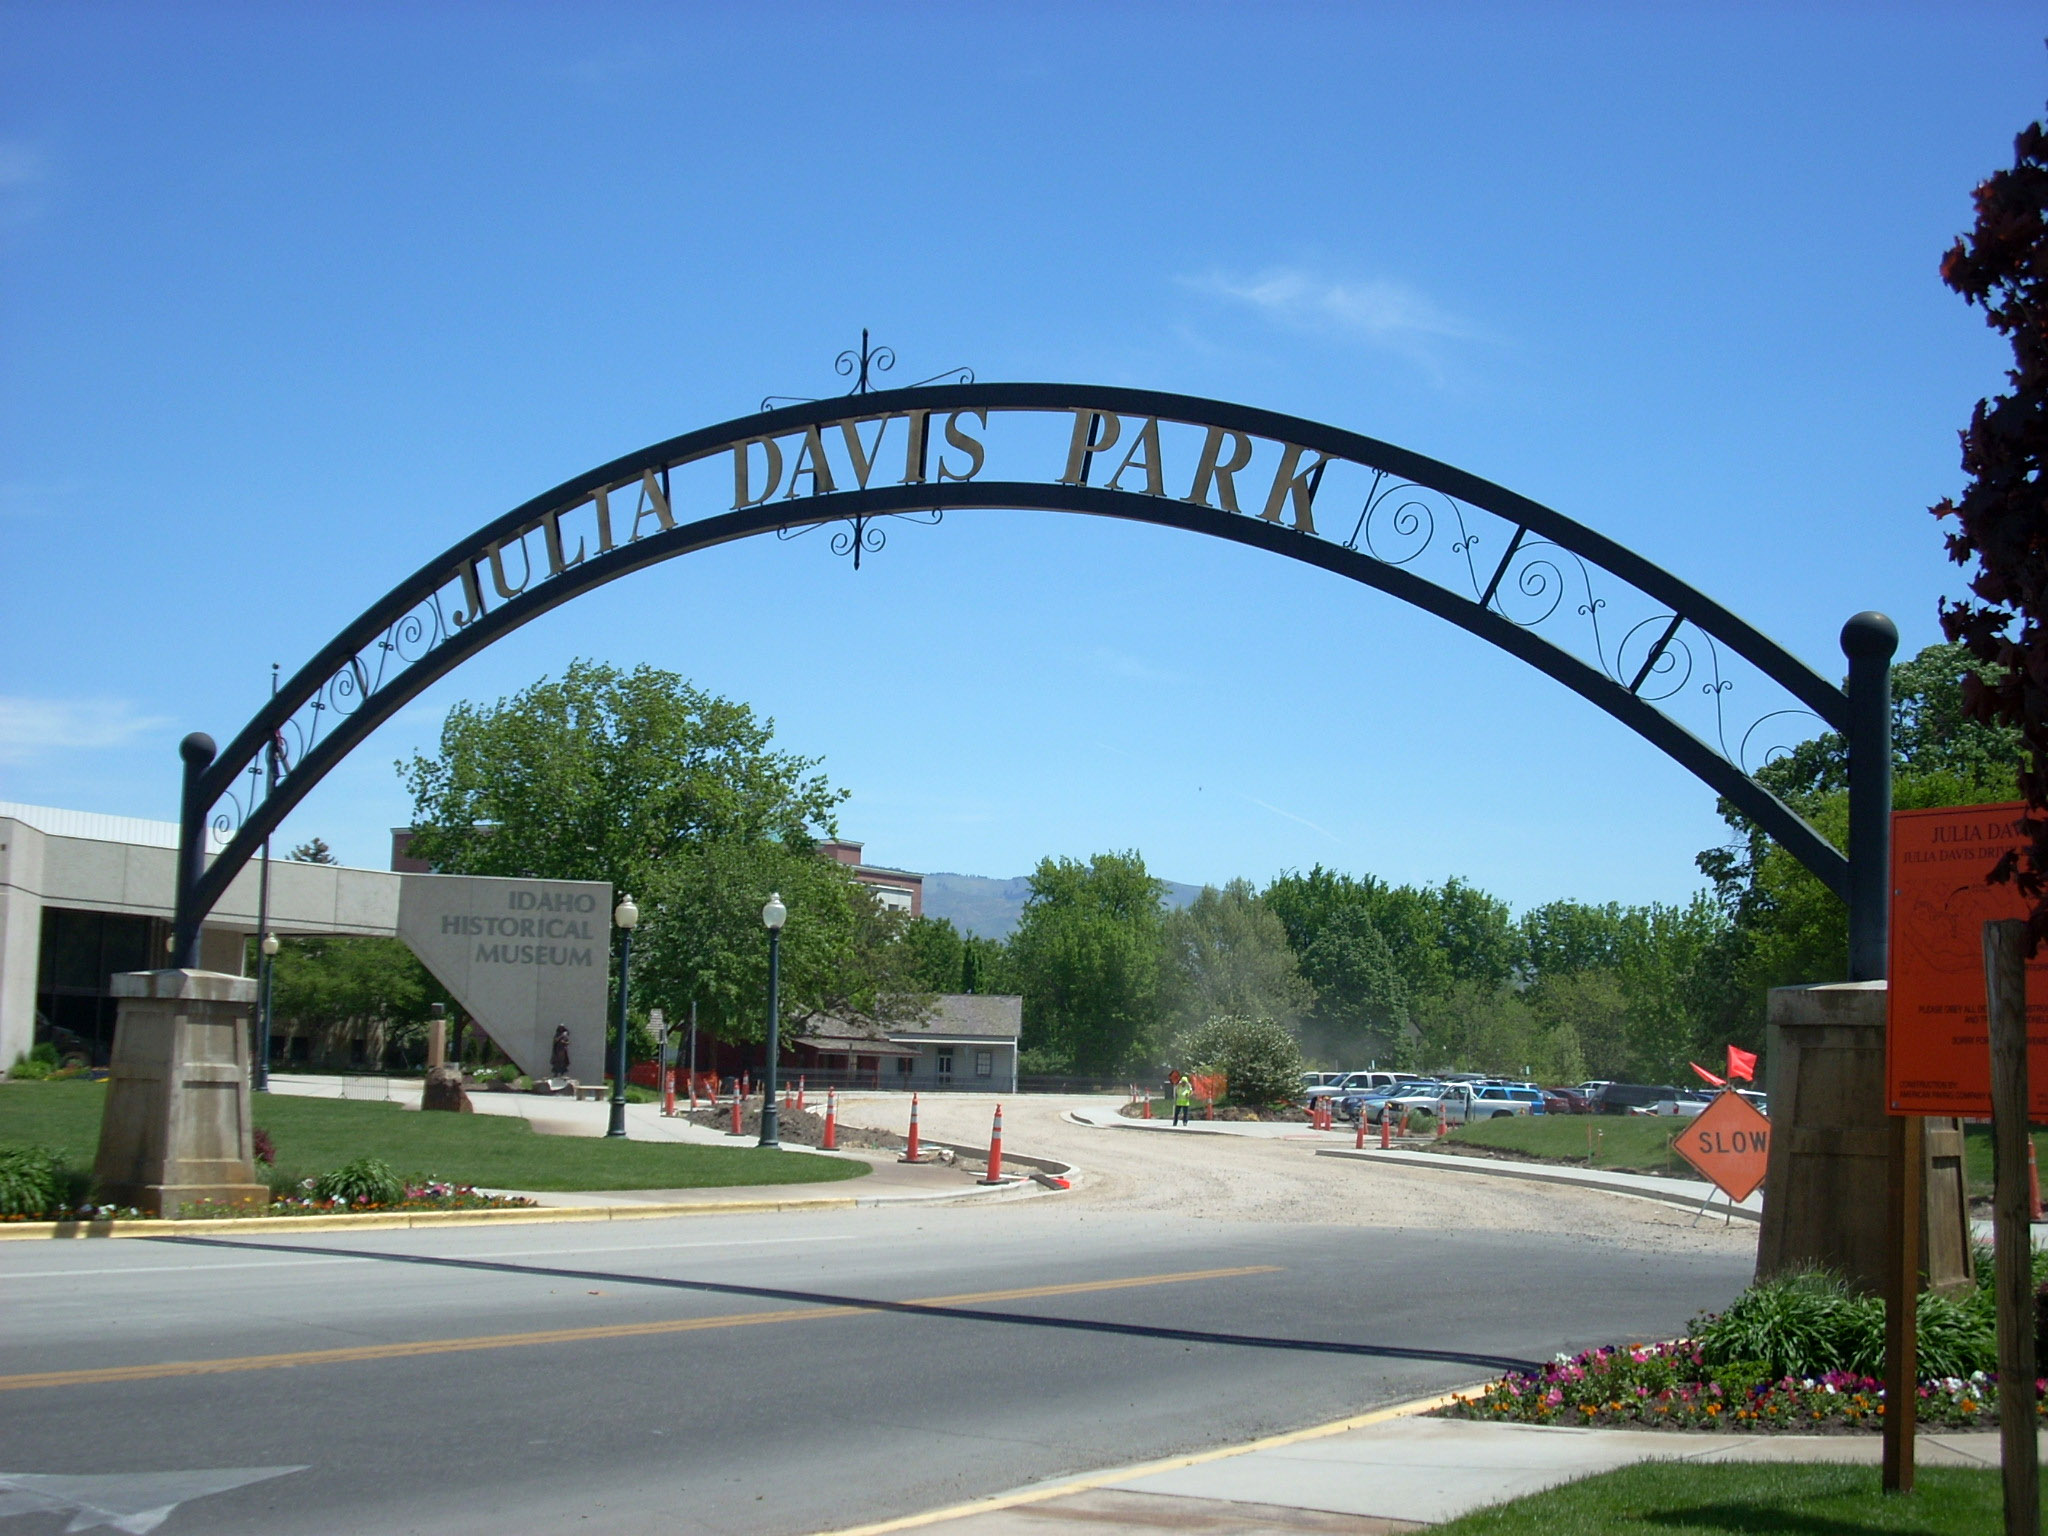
[92,969,268,1216]
[1756,981,1971,1295]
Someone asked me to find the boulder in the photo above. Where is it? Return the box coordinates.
[421,1064,472,1113]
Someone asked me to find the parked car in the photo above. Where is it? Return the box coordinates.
[1380,1081,1539,1125]
[1305,1069,1416,1109]
[1593,1082,1681,1115]
[1575,1080,1612,1099]
[1540,1087,1592,1115]
[1336,1082,1430,1123]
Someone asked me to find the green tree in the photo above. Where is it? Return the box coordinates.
[266,934,447,1064]
[1296,905,1410,1066]
[1159,880,1314,1037]
[399,660,844,898]
[631,837,927,1046]
[1698,642,2023,1027]
[900,915,967,993]
[289,837,337,865]
[1009,851,1164,1074]
[959,933,1015,996]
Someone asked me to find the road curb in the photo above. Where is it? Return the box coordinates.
[0,1196,873,1240]
[802,1385,1478,1536]
[1314,1147,1760,1222]
[0,1148,1075,1241]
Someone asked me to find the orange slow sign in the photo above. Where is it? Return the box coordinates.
[1674,1090,1771,1202]
[1887,802,2048,1117]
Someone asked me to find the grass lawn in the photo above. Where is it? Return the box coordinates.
[1444,1113,1698,1178]
[0,1080,868,1193]
[1962,1124,2048,1199]
[1436,1461,2017,1535]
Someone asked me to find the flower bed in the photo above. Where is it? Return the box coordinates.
[1439,1339,2039,1433]
[180,1179,537,1219]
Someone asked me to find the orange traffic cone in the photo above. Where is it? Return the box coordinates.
[663,1067,676,1118]
[1436,1111,1448,1139]
[729,1096,743,1136]
[1380,1111,1392,1149]
[796,1076,806,1113]
[901,1092,922,1163]
[979,1103,1006,1184]
[823,1087,838,1151]
[1355,1111,1365,1149]
[1143,1095,1152,1119]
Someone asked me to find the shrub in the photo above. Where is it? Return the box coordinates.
[0,1146,66,1216]
[7,1054,52,1081]
[1174,1015,1303,1107]
[1694,1268,1994,1381]
[312,1156,405,1206]
[252,1127,276,1165]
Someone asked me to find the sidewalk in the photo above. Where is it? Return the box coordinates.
[1315,1146,1761,1222]
[820,1396,2035,1535]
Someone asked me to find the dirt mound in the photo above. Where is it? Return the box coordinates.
[683,1102,909,1154]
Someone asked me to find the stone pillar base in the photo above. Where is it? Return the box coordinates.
[92,970,268,1217]
[1756,981,1972,1295]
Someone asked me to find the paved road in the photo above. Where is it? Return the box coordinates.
[1,1192,1752,1536]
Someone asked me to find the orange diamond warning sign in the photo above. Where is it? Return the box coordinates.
[1673,1090,1771,1202]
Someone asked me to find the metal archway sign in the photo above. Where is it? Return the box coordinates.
[169,376,1896,976]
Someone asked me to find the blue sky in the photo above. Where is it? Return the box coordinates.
[2,3,2041,912]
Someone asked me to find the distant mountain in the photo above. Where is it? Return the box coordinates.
[921,871,1205,939]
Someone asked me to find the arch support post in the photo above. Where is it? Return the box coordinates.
[1842,611,1897,983]
[171,732,217,970]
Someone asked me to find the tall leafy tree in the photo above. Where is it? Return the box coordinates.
[900,915,968,994]
[1008,851,1164,1074]
[397,661,920,1045]
[1159,880,1314,1037]
[1933,107,2048,941]
[399,660,844,897]
[1295,905,1409,1065]
[631,839,926,1045]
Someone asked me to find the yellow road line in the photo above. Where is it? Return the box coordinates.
[806,1387,1477,1536]
[0,1264,1279,1394]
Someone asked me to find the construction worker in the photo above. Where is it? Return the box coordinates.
[1172,1073,1194,1126]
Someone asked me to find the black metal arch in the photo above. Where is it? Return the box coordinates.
[172,381,1891,977]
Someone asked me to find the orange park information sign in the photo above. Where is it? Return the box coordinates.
[1887,801,2048,1116]
[1674,1091,1771,1202]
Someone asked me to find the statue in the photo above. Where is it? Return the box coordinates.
[550,1024,572,1079]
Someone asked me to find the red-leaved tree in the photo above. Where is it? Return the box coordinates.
[1935,109,2048,943]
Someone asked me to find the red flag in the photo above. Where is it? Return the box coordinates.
[1690,1061,1727,1087]
[1726,1045,1757,1083]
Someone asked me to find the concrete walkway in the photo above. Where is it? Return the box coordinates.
[1316,1146,1762,1222]
[825,1401,2034,1535]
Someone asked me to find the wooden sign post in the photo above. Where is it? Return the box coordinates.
[1985,918,2041,1536]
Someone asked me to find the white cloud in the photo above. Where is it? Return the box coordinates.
[1184,266,1487,377]
[0,697,170,764]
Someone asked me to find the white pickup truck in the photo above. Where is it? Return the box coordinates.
[1383,1082,1542,1125]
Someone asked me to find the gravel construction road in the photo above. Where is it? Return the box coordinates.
[838,1092,1757,1259]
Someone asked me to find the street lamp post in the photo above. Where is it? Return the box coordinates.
[608,894,639,1139]
[257,931,279,1089]
[759,892,786,1149]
